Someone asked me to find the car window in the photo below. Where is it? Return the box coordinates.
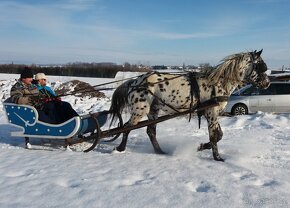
[258,84,277,95]
[256,83,290,95]
[274,83,290,95]
[240,86,255,95]
[234,83,290,96]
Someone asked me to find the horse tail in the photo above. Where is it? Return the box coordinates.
[109,79,134,125]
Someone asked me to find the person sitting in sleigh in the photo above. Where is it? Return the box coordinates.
[9,67,78,124]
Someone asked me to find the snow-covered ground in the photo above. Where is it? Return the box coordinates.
[0,73,290,208]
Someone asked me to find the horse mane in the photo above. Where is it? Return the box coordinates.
[202,52,250,87]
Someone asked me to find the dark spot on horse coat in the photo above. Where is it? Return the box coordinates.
[111,52,268,161]
[139,98,146,102]
[202,83,207,91]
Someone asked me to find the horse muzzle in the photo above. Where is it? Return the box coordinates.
[257,78,270,89]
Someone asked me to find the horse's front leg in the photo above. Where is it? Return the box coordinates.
[208,122,224,161]
[198,112,224,161]
[197,123,223,151]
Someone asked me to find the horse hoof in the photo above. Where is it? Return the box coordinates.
[197,143,212,151]
[112,148,126,154]
[214,157,225,162]
[155,149,166,155]
[114,146,125,152]
[197,144,203,151]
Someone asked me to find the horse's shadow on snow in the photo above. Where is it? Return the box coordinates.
[0,124,196,156]
[97,133,187,156]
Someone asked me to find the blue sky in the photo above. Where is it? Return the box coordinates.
[0,0,289,68]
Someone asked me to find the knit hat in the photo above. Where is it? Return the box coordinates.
[20,67,33,79]
[35,73,47,80]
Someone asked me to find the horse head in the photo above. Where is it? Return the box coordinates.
[244,49,270,89]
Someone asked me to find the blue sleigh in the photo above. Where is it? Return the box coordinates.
[3,102,113,152]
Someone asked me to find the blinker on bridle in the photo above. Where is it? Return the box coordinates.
[243,52,267,86]
[248,53,267,75]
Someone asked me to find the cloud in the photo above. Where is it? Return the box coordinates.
[1,0,289,67]
[0,0,221,42]
[133,30,222,40]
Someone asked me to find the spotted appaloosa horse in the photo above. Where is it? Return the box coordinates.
[109,50,270,161]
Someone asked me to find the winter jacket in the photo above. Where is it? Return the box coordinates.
[10,80,39,105]
[36,84,57,98]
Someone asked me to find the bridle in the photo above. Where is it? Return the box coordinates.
[244,53,267,85]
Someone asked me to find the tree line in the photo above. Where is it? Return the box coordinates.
[0,62,151,78]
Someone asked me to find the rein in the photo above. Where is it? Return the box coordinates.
[57,72,187,98]
[56,74,145,98]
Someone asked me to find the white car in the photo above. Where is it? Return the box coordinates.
[224,82,290,115]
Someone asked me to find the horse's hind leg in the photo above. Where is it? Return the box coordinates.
[146,104,166,154]
[115,110,147,152]
[115,123,131,152]
[147,124,166,154]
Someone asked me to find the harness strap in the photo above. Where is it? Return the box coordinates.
[146,89,180,113]
[188,72,202,126]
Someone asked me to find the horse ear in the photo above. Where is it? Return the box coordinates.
[255,49,263,58]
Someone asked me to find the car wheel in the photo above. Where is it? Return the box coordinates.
[231,104,248,115]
